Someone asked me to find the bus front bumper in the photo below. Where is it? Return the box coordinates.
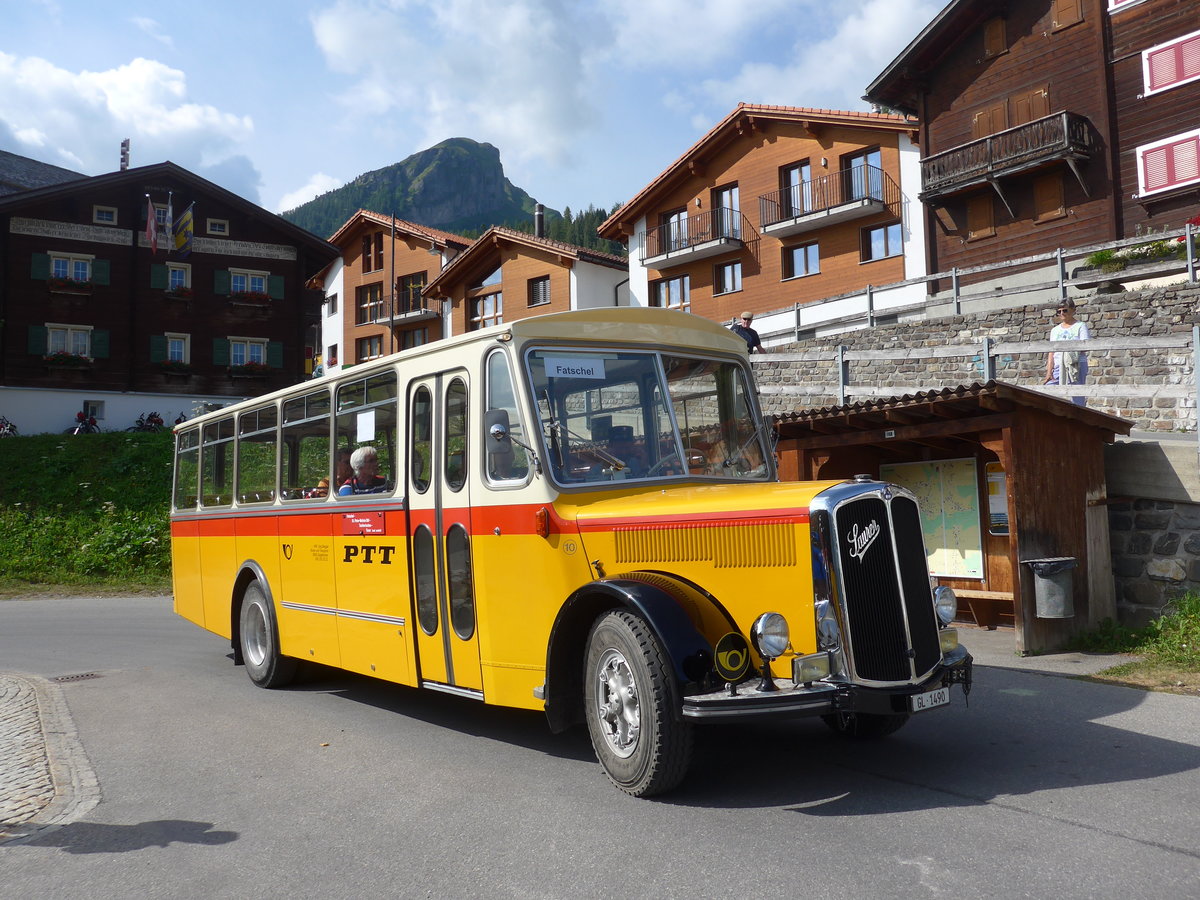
[680,648,972,722]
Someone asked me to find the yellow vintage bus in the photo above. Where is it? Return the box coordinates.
[171,307,971,796]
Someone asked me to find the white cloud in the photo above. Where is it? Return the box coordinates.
[0,51,259,196]
[277,173,345,213]
[131,16,175,49]
[600,0,796,64]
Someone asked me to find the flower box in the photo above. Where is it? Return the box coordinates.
[229,362,271,378]
[230,291,271,305]
[165,287,194,300]
[157,360,193,375]
[43,351,92,369]
[47,277,92,295]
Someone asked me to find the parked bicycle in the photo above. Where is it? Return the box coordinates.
[0,415,17,437]
[66,411,100,435]
[126,411,165,432]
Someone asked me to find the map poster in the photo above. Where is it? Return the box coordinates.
[985,461,1009,535]
[880,458,984,579]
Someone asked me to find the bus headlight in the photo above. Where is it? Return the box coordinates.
[750,612,789,660]
[815,599,840,650]
[933,586,957,626]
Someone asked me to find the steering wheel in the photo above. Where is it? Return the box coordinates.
[646,452,681,476]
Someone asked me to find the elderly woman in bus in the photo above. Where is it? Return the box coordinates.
[338,446,389,495]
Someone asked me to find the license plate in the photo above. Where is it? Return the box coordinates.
[910,687,951,713]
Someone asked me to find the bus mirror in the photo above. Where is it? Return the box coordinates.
[485,409,514,461]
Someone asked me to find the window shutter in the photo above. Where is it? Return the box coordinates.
[30,253,49,281]
[967,195,995,240]
[91,259,110,286]
[149,334,167,363]
[1146,34,1200,92]
[1032,86,1050,120]
[1052,0,1083,28]
[27,325,47,355]
[983,18,1006,58]
[1142,135,1200,192]
[212,338,230,367]
[1034,174,1066,221]
[266,341,284,369]
[214,269,231,296]
[150,264,168,290]
[268,274,284,300]
[91,330,110,359]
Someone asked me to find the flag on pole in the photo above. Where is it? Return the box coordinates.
[144,195,157,254]
[165,192,174,252]
[173,202,195,259]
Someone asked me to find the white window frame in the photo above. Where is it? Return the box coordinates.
[230,268,269,296]
[166,332,191,364]
[167,262,192,291]
[1142,29,1200,97]
[82,400,105,421]
[153,204,169,228]
[326,292,338,316]
[49,251,94,284]
[92,205,118,226]
[46,322,94,358]
[228,336,267,367]
[1108,0,1151,12]
[1136,128,1200,197]
[207,218,229,236]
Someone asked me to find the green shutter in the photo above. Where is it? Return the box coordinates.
[91,330,110,359]
[91,259,110,286]
[266,341,284,369]
[150,264,168,290]
[214,269,230,296]
[212,338,230,366]
[149,334,167,363]
[27,325,47,355]
[31,253,49,281]
[268,275,285,300]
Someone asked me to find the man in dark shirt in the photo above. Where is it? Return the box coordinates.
[730,311,762,354]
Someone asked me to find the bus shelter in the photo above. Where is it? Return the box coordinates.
[773,381,1132,655]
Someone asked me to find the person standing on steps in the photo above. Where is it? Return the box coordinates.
[1044,299,1090,406]
[730,311,762,354]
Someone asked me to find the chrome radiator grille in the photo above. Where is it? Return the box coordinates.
[832,491,941,683]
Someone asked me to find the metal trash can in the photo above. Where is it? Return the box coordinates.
[1022,557,1077,618]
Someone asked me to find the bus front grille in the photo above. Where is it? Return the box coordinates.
[832,491,941,684]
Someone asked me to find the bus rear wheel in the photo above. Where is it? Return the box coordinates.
[584,610,693,797]
[239,583,297,688]
[821,711,909,738]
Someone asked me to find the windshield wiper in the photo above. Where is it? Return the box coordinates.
[723,422,769,470]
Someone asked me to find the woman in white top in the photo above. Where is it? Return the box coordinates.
[1044,299,1090,406]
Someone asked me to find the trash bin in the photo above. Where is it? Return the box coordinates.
[1022,557,1077,618]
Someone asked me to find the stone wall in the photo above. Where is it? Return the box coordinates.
[754,282,1200,627]
[753,282,1200,433]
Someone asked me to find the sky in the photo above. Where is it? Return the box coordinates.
[0,0,944,219]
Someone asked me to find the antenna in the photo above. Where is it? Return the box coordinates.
[120,138,130,171]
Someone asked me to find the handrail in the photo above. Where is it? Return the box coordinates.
[639,208,754,261]
[759,165,901,226]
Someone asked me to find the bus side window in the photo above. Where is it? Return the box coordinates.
[237,404,278,504]
[411,386,432,493]
[282,390,330,500]
[445,377,467,492]
[200,416,235,506]
[335,371,398,497]
[484,350,530,483]
[174,428,200,509]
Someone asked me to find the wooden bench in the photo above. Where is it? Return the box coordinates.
[952,589,1016,630]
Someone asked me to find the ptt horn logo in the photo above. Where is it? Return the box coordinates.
[282,544,293,560]
[847,519,881,563]
[713,632,751,682]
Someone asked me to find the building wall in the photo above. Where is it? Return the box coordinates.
[571,261,629,309]
[918,0,1117,276]
[321,258,344,369]
[1108,0,1200,232]
[633,119,912,322]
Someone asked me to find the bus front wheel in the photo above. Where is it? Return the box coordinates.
[239,583,297,688]
[584,610,693,797]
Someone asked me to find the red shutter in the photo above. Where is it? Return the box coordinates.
[1142,135,1200,193]
[1147,34,1200,92]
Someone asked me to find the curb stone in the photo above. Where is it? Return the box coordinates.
[0,672,100,846]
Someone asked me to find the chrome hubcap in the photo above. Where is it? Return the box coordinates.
[245,603,268,667]
[595,648,639,758]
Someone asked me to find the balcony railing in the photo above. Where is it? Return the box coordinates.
[640,208,753,267]
[921,111,1094,198]
[377,285,436,324]
[759,166,901,238]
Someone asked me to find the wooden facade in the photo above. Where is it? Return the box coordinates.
[865,0,1200,284]
[319,211,471,365]
[775,382,1132,654]
[0,162,337,412]
[423,226,629,334]
[598,105,920,324]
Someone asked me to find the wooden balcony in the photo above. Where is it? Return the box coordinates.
[759,166,901,238]
[381,287,438,324]
[640,208,753,268]
[920,111,1094,201]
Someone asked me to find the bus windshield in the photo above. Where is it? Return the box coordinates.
[525,349,771,485]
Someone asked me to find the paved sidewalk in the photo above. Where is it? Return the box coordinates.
[0,672,99,846]
[959,624,1140,676]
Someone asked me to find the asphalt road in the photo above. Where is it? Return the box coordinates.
[2,595,1198,899]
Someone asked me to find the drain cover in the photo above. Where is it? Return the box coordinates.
[51,672,102,683]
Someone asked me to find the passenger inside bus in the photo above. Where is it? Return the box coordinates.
[338,446,389,495]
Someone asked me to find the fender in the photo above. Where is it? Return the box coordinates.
[542,577,716,733]
[229,559,272,664]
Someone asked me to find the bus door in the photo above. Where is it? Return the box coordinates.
[407,371,483,696]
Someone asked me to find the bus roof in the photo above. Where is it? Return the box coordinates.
[176,308,748,431]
